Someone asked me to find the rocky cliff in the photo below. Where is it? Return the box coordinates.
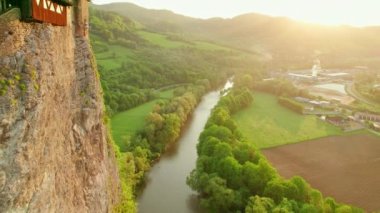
[0,20,120,212]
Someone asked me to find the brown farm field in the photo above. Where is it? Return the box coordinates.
[262,135,380,212]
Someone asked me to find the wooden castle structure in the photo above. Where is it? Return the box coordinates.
[0,0,89,35]
[20,0,73,26]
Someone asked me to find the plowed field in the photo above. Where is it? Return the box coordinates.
[263,135,380,211]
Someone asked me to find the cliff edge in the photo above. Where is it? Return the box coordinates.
[0,20,120,212]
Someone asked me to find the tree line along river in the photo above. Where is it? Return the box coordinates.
[137,80,233,213]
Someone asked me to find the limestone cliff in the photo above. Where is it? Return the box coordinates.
[0,20,120,212]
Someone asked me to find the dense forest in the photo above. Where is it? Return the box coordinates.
[187,86,363,213]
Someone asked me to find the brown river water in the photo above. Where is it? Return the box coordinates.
[137,80,233,213]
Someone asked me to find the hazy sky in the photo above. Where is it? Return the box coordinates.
[91,0,380,27]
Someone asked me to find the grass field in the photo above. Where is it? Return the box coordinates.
[91,34,137,70]
[111,89,174,152]
[137,30,232,51]
[233,92,342,149]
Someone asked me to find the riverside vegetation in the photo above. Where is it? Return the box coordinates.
[89,7,261,212]
[187,83,363,212]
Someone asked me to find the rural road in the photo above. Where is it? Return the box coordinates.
[346,83,379,106]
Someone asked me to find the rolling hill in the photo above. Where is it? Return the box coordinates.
[92,2,380,70]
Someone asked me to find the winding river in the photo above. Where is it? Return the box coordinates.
[137,80,233,213]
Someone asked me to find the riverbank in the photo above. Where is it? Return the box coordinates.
[111,80,232,212]
[137,80,233,213]
[188,87,362,212]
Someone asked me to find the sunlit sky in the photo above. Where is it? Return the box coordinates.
[91,0,380,27]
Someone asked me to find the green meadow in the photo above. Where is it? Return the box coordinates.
[91,34,137,70]
[233,92,342,149]
[111,89,174,152]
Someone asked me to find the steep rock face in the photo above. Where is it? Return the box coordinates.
[0,20,120,212]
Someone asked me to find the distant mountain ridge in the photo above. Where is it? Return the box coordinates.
[92,2,197,32]
[92,2,380,69]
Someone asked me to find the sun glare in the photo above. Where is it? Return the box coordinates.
[270,0,365,26]
[92,0,380,27]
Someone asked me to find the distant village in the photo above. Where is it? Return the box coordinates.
[265,60,380,133]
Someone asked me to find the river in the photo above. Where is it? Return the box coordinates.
[137,80,233,213]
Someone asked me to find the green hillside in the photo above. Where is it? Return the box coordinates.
[89,7,261,152]
[89,8,258,116]
[93,2,380,70]
[136,30,231,51]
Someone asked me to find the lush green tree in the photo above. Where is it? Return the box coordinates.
[187,168,212,192]
[335,205,355,213]
[233,143,260,165]
[155,113,181,150]
[272,198,299,213]
[217,157,242,188]
[132,147,151,178]
[310,189,323,210]
[197,136,221,156]
[245,196,275,213]
[207,107,231,126]
[200,176,237,212]
[299,203,319,213]
[213,142,234,159]
[289,176,311,203]
[242,160,277,196]
[199,125,234,144]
